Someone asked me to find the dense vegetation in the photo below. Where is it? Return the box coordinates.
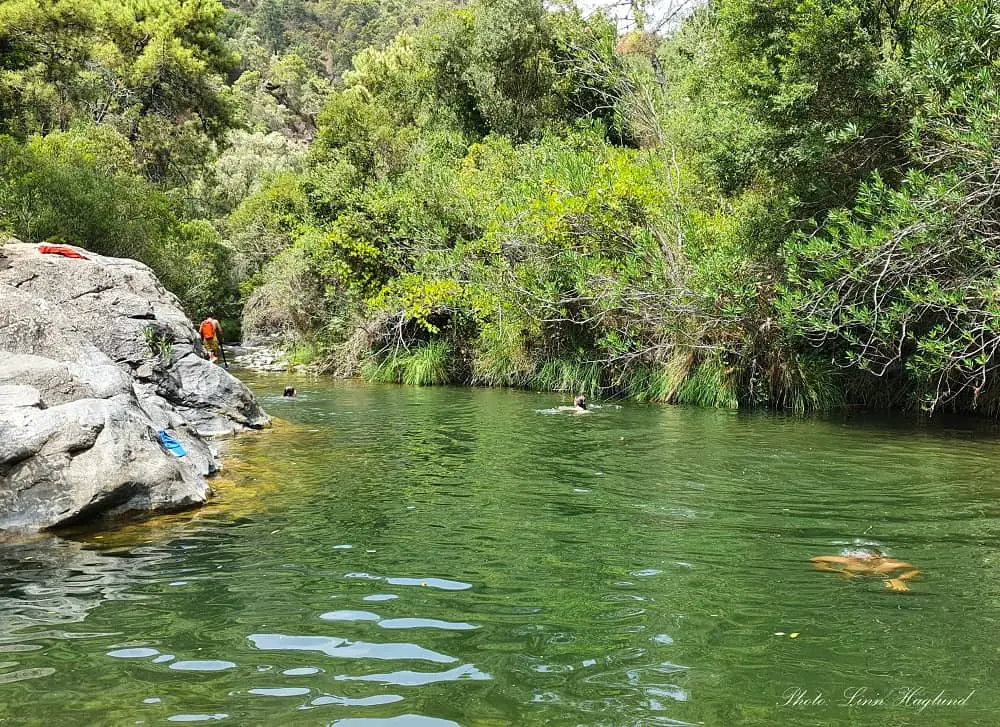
[3,0,1000,416]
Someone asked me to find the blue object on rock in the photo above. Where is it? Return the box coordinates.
[158,430,186,457]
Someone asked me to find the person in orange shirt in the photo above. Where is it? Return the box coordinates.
[199,316,223,364]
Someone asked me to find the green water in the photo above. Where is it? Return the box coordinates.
[3,374,1000,726]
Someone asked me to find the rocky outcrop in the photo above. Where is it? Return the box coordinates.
[0,241,269,531]
[229,344,291,372]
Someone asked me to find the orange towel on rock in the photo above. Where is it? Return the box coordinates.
[38,244,88,260]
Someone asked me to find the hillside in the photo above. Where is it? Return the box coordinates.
[3,0,999,415]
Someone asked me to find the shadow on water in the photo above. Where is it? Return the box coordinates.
[2,372,1000,726]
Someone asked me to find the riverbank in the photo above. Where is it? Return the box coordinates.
[0,241,270,531]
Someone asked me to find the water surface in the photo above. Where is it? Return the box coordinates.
[2,375,1000,726]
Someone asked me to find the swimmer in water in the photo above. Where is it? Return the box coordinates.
[283,386,296,397]
[557,395,590,413]
[811,549,921,592]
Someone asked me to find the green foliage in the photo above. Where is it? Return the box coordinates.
[471,319,534,388]
[226,171,311,277]
[676,356,739,410]
[362,340,454,385]
[0,126,236,317]
[6,0,1000,417]
[532,359,604,398]
[401,340,453,386]
[782,1,1000,414]
[619,354,692,403]
[142,325,174,362]
[288,340,321,366]
[245,0,879,409]
[196,131,306,215]
[0,0,236,184]
[0,127,165,256]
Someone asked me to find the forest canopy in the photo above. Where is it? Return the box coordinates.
[3,0,1000,416]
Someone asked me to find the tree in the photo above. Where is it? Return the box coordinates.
[783,1,1000,413]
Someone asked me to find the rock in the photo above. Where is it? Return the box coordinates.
[0,352,132,405]
[228,344,293,373]
[0,396,207,531]
[0,385,42,409]
[0,241,270,531]
[162,351,268,435]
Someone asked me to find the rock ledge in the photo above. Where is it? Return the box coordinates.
[0,241,269,531]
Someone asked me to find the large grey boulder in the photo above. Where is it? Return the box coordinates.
[0,395,207,530]
[0,241,269,531]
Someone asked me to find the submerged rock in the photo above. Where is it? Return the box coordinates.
[0,241,269,531]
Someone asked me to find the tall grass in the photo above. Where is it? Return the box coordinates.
[402,340,453,386]
[361,341,454,386]
[764,353,844,413]
[470,323,532,388]
[619,353,695,402]
[531,358,604,397]
[358,333,847,414]
[287,341,321,367]
[675,356,740,409]
[360,353,405,384]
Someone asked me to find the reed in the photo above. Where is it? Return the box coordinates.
[676,356,740,409]
[470,324,532,388]
[361,352,405,384]
[401,340,454,386]
[531,358,604,396]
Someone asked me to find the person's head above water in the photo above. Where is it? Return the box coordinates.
[283,386,296,397]
[574,395,586,409]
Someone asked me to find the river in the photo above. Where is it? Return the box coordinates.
[2,373,999,726]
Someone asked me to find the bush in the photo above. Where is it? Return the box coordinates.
[0,126,236,318]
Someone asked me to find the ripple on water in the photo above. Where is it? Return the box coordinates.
[169,660,237,671]
[378,618,478,631]
[0,630,116,644]
[385,577,472,591]
[0,667,56,684]
[248,634,457,663]
[107,647,160,659]
[12,385,997,726]
[327,717,461,727]
[631,568,664,577]
[0,644,42,653]
[647,685,689,702]
[318,611,478,631]
[320,610,382,622]
[248,687,311,697]
[310,694,404,707]
[533,663,574,673]
[167,714,228,723]
[584,660,690,691]
[335,663,490,686]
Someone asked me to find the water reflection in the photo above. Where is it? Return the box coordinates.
[2,377,1000,726]
[328,716,461,727]
[0,534,173,689]
[336,663,490,686]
